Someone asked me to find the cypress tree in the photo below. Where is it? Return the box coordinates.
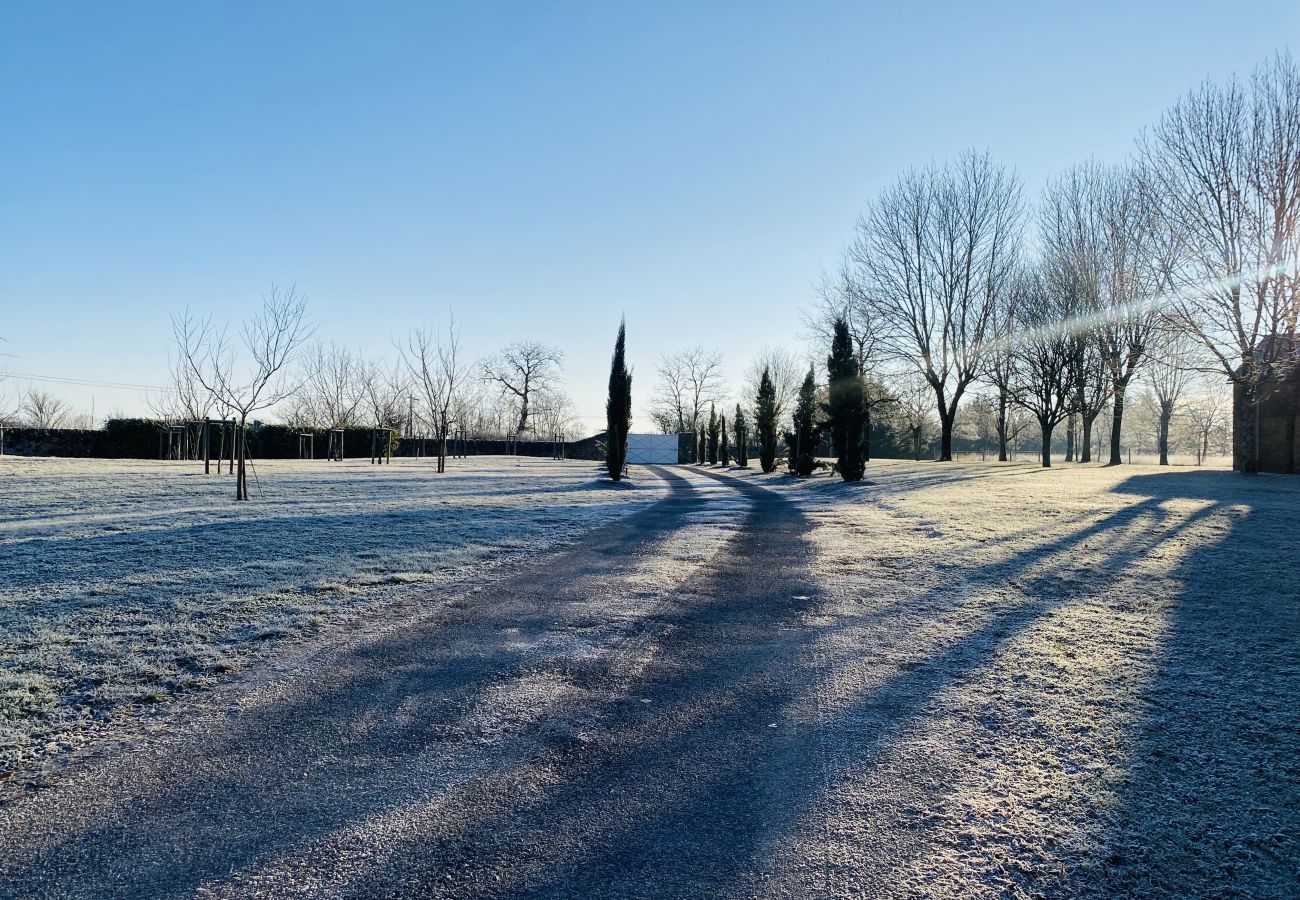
[605,320,632,481]
[707,404,719,464]
[785,366,819,477]
[733,403,749,467]
[756,366,778,473]
[697,427,706,465]
[720,414,730,466]
[825,316,866,482]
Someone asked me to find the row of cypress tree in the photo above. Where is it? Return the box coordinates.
[604,316,866,483]
[767,316,866,482]
[691,402,751,466]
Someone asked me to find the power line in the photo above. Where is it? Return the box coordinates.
[1,371,175,393]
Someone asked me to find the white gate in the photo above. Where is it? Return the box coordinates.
[625,433,680,465]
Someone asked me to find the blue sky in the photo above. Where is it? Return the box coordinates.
[1,1,1295,429]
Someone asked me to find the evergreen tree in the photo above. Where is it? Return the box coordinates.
[706,404,719,464]
[784,366,819,476]
[605,320,632,481]
[733,403,749,467]
[756,366,778,473]
[697,427,706,465]
[825,316,867,481]
[720,414,730,466]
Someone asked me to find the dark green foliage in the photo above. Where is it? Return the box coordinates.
[605,321,632,481]
[706,405,719,464]
[824,317,867,482]
[696,428,706,465]
[733,403,749,467]
[720,414,730,466]
[784,366,820,477]
[756,367,778,473]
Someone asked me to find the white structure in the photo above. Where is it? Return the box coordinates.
[625,433,680,465]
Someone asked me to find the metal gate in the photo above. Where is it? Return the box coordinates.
[625,433,680,465]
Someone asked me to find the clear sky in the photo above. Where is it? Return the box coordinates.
[1,1,1295,430]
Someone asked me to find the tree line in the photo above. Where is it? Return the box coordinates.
[154,287,587,499]
[647,51,1297,477]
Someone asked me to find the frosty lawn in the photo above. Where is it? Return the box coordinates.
[1,457,1295,896]
[0,456,665,775]
[728,460,1300,897]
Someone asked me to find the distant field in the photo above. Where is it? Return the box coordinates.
[0,456,666,775]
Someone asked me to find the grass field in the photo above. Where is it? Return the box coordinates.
[0,456,665,775]
[729,459,1299,896]
[2,454,1296,895]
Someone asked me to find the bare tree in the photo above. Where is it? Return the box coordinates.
[743,346,803,434]
[1140,52,1300,472]
[533,387,581,447]
[650,346,726,434]
[173,285,314,500]
[1147,330,1193,465]
[1007,270,1079,467]
[22,388,69,429]
[895,374,936,460]
[805,265,882,372]
[147,351,217,461]
[297,341,365,431]
[1182,386,1230,465]
[984,270,1019,462]
[849,150,1023,460]
[359,357,408,430]
[1040,161,1162,466]
[481,341,563,435]
[149,351,215,426]
[405,314,468,472]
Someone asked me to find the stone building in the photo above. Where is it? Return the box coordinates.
[1234,337,1299,473]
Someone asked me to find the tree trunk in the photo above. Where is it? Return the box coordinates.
[1158,402,1173,466]
[1065,414,1076,462]
[938,409,955,461]
[235,420,249,501]
[863,408,871,462]
[1080,412,1096,464]
[1108,383,1127,465]
[516,397,529,436]
[996,390,1009,462]
[1040,420,1053,468]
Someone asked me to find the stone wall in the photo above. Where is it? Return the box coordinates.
[1234,375,1300,473]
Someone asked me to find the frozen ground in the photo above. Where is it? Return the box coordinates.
[0,456,666,776]
[733,459,1300,897]
[0,457,1296,898]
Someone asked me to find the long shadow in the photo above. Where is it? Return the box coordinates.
[432,476,1222,897]
[301,472,1218,897]
[1071,471,1300,897]
[5,468,1260,897]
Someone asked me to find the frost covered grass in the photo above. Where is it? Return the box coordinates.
[727,459,1299,897]
[0,456,665,776]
